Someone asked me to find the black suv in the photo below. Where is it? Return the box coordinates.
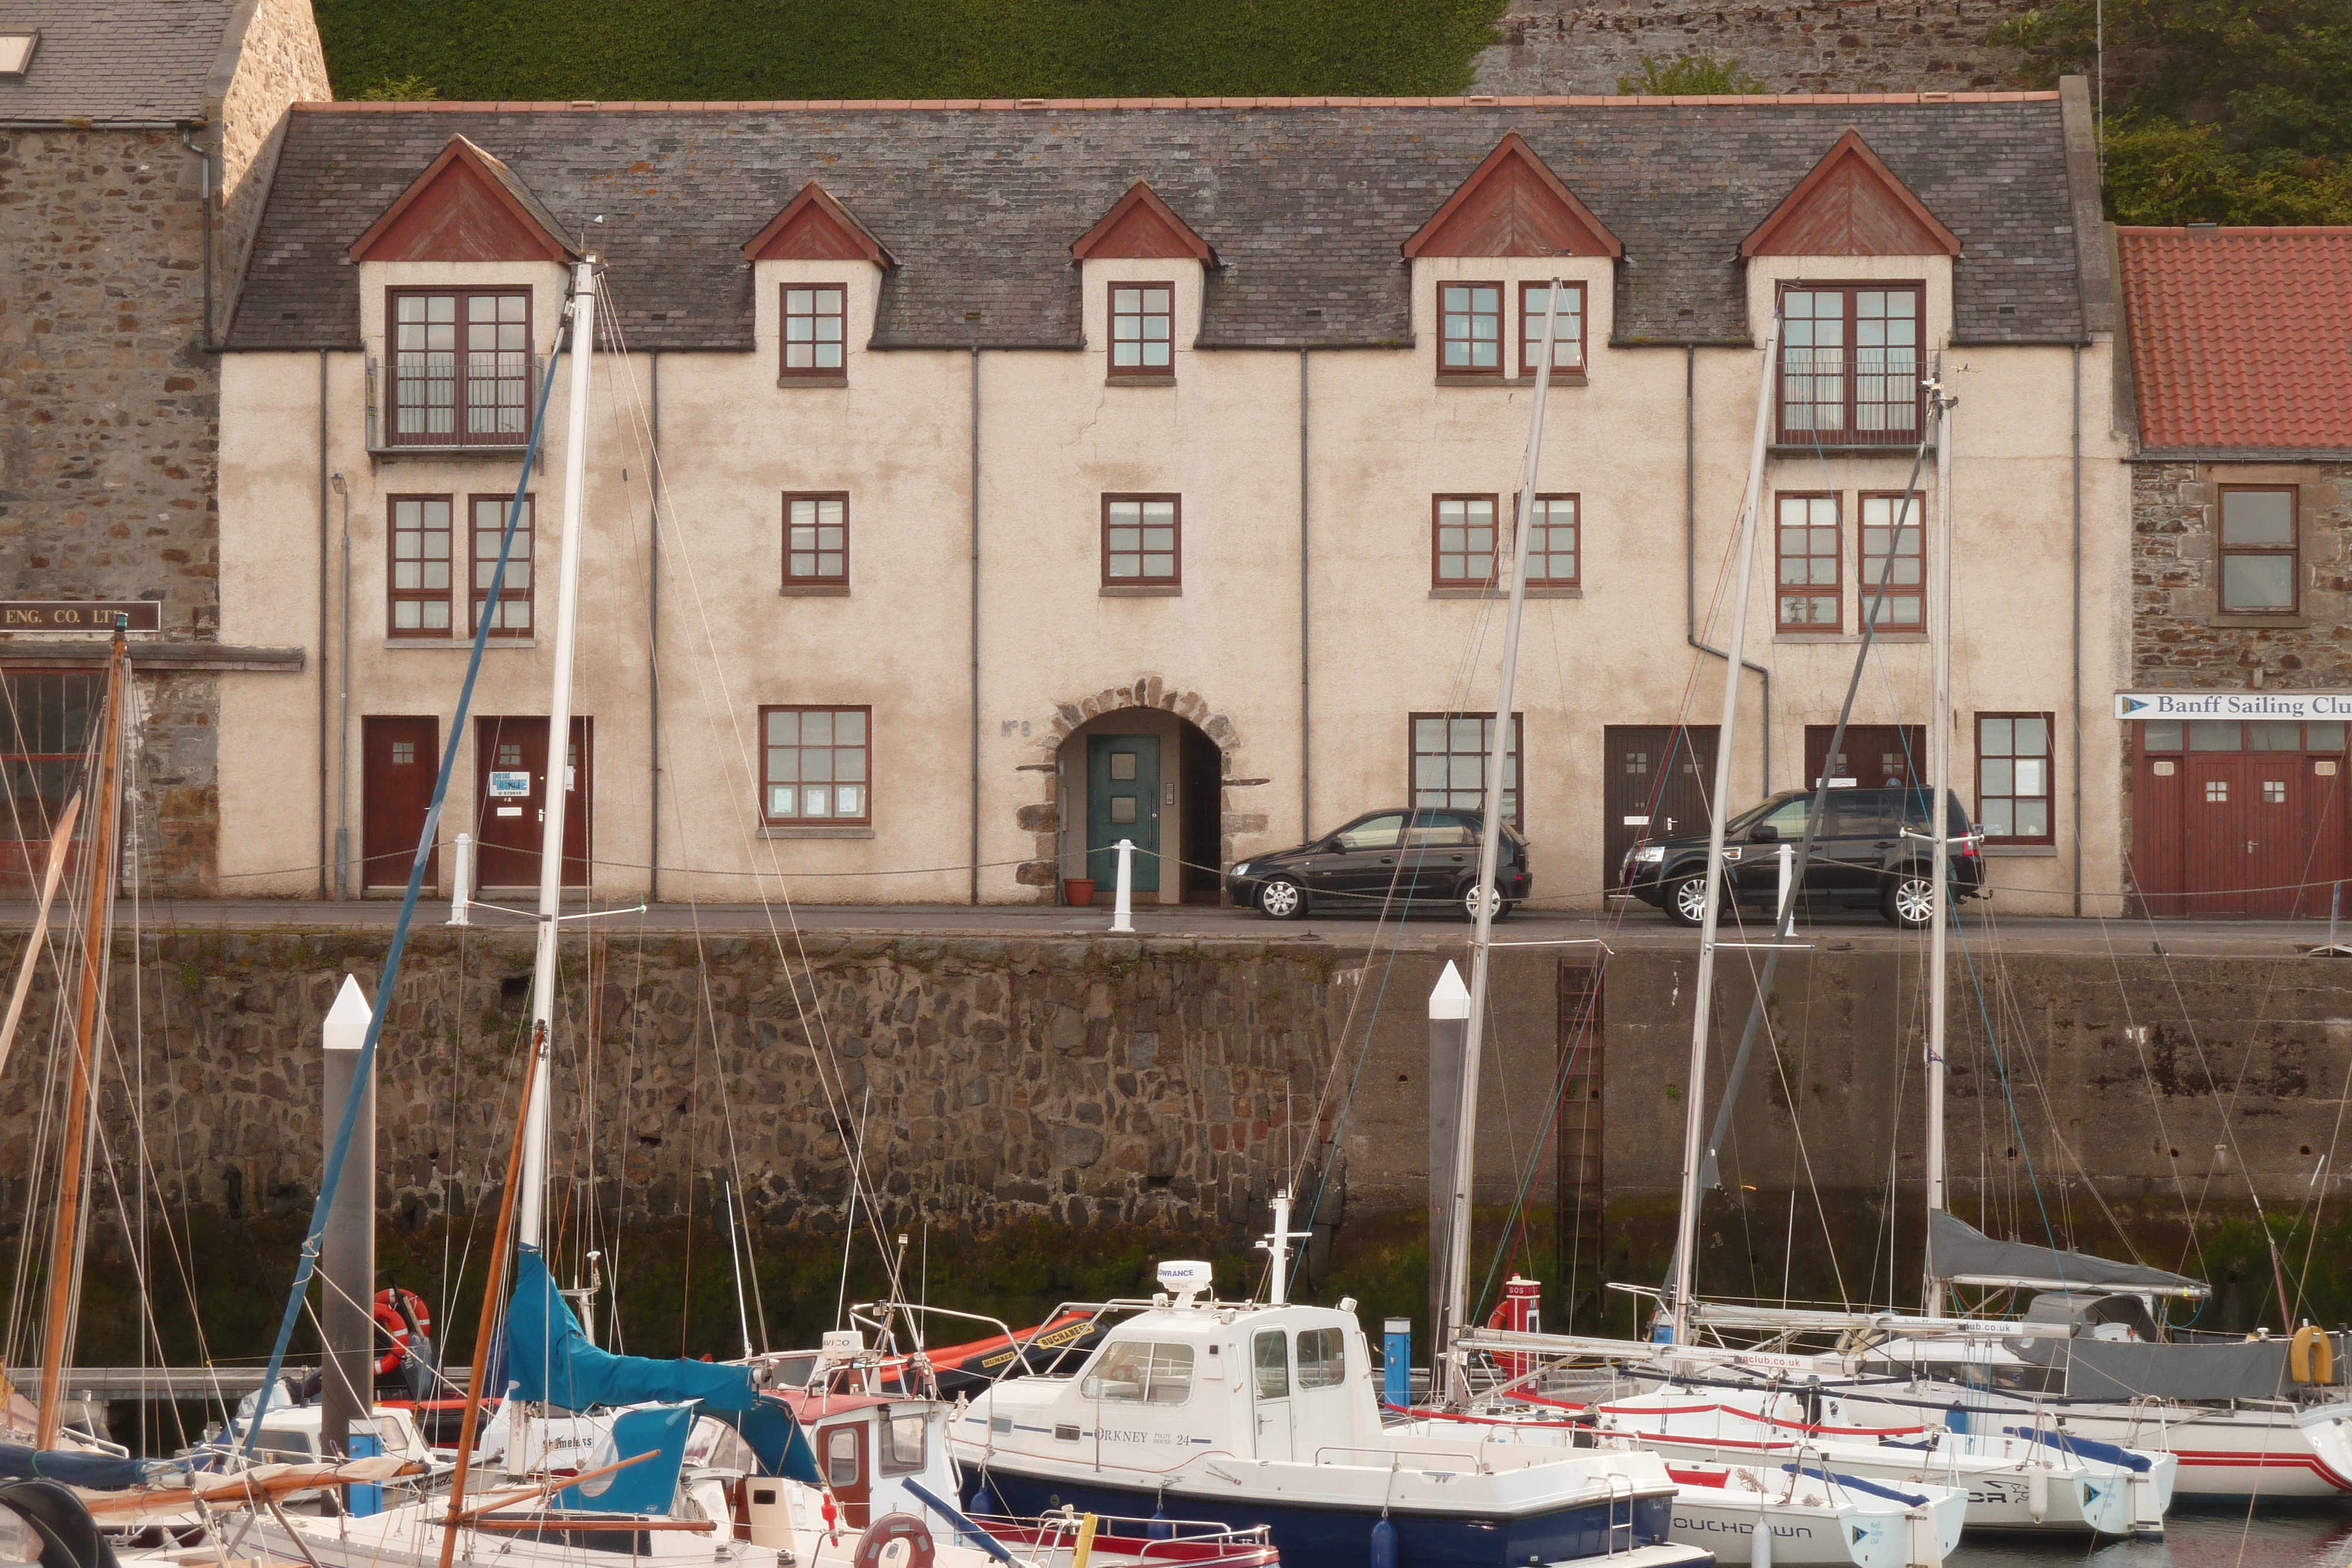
[1227,808,1532,920]
[1620,787,1984,928]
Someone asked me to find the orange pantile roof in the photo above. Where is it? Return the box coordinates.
[2118,226,2352,452]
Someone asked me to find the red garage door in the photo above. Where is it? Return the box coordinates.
[2134,718,2348,917]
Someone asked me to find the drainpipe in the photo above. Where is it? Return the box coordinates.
[179,123,213,349]
[1299,346,1311,842]
[648,349,661,905]
[332,473,350,897]
[1687,345,1772,792]
[316,350,330,899]
[969,345,981,907]
[2071,342,2083,917]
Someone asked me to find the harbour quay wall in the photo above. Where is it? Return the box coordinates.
[5,927,2349,1358]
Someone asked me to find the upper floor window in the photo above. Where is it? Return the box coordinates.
[1858,492,1925,630]
[1109,283,1174,377]
[1432,495,1498,587]
[1778,285,1922,446]
[389,495,453,637]
[1518,282,1586,377]
[781,285,847,379]
[784,493,849,587]
[1439,282,1503,376]
[761,706,870,825]
[1525,494,1580,589]
[2218,486,2297,613]
[1102,495,1180,589]
[1776,493,1842,633]
[470,495,533,637]
[389,290,529,448]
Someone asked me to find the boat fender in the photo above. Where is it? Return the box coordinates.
[1147,1498,1173,1541]
[1369,1516,1398,1568]
[1752,1509,1773,1568]
[2292,1325,2336,1386]
[854,1513,935,1568]
[2026,1467,2049,1523]
[967,1479,999,1517]
[1071,1514,1099,1568]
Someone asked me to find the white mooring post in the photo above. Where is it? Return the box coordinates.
[448,833,472,925]
[1110,838,1135,932]
[1776,841,1796,936]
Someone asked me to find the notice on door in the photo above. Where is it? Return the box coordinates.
[488,770,532,797]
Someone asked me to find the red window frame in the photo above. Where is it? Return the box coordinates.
[1438,281,1504,377]
[1431,494,1499,588]
[1101,494,1181,588]
[783,493,850,587]
[1524,493,1580,589]
[760,705,872,826]
[1857,490,1926,632]
[1776,283,1925,446]
[386,289,531,448]
[2217,484,2299,614]
[1108,282,1175,377]
[387,494,454,638]
[780,283,848,379]
[1976,711,2055,845]
[1518,281,1587,379]
[1775,492,1842,633]
[469,494,533,638]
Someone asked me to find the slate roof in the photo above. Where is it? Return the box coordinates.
[0,0,234,123]
[2117,226,2352,454]
[228,95,2090,354]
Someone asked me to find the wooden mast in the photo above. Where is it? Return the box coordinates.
[438,1031,541,1568]
[34,627,127,1450]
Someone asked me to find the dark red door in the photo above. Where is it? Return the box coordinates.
[473,716,591,891]
[1806,724,1925,789]
[2132,750,2186,917]
[2181,754,2248,917]
[362,717,439,894]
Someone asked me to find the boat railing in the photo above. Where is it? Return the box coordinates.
[1602,1472,1637,1556]
[966,1509,1274,1559]
[1311,1442,1490,1475]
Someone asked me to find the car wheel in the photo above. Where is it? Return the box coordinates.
[1462,884,1510,922]
[1258,877,1307,920]
[1883,870,1939,928]
[1666,872,1718,927]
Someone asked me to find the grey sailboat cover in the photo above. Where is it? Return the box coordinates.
[1928,1210,2204,1294]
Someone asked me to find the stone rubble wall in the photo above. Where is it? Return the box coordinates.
[1471,0,2039,97]
[2132,462,2352,688]
[212,0,334,341]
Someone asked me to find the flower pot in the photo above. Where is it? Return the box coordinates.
[1064,878,1098,908]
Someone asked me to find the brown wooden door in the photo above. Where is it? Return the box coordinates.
[1806,724,1924,789]
[1603,726,1718,887]
[817,1421,868,1529]
[362,717,439,894]
[2181,754,2248,917]
[473,716,591,890]
[2130,743,2186,917]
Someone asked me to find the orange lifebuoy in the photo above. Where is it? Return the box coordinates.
[852,1513,935,1568]
[373,1288,431,1378]
[2292,1325,2336,1386]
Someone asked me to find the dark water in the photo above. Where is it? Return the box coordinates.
[1951,1506,2352,1568]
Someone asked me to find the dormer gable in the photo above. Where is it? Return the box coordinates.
[1741,129,1961,259]
[1403,132,1622,260]
[742,182,894,266]
[346,136,572,265]
[1071,182,1216,265]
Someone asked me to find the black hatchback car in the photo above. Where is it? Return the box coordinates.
[1620,786,1984,928]
[1227,807,1532,920]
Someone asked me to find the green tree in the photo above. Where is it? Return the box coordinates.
[1615,52,1770,96]
[352,73,439,102]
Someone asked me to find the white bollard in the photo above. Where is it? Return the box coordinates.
[1776,841,1795,935]
[449,833,472,926]
[1110,838,1135,932]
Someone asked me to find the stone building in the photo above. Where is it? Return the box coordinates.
[0,0,328,892]
[2116,226,2352,917]
[213,85,2130,915]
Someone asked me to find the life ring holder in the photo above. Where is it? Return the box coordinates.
[2291,1325,2336,1386]
[853,1512,935,1568]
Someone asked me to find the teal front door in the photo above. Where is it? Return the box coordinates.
[1086,734,1161,892]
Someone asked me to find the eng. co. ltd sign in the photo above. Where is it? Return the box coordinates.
[2116,691,2352,721]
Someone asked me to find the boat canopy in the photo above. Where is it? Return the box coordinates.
[507,1251,761,1412]
[1927,1211,2206,1298]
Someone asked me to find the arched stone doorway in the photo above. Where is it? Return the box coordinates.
[1015,677,1247,904]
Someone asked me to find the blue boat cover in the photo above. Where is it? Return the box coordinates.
[719,1400,823,1485]
[556,1405,694,1514]
[0,1444,146,1490]
[507,1251,759,1412]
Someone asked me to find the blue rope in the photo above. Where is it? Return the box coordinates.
[240,318,569,1458]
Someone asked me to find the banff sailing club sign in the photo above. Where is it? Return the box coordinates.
[2116,691,2352,720]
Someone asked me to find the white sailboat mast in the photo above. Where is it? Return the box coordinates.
[1436,278,1562,1406]
[1666,317,1782,1348]
[518,257,599,1254]
[1922,384,1955,1315]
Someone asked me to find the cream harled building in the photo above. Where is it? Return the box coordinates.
[215,85,2127,913]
